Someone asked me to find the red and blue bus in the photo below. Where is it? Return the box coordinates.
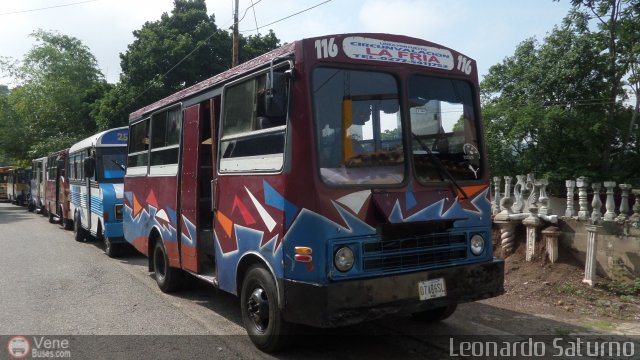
[124,33,504,351]
[44,149,71,227]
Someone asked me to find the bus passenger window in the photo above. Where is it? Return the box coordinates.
[219,70,288,173]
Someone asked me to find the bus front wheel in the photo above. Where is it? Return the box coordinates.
[153,240,182,293]
[411,304,458,322]
[240,265,293,353]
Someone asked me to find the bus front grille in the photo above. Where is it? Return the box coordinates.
[361,233,467,273]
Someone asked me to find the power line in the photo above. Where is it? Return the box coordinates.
[239,0,332,33]
[250,0,260,35]
[0,0,99,16]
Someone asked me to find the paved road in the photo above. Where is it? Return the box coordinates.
[0,201,632,359]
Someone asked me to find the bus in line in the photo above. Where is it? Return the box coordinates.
[44,149,71,228]
[123,33,504,351]
[0,166,13,201]
[7,167,29,206]
[68,127,128,257]
[29,157,47,213]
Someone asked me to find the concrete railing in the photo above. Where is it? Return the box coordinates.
[491,174,640,285]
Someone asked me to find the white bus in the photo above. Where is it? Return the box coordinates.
[68,127,128,257]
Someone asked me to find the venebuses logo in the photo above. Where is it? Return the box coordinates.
[6,336,30,359]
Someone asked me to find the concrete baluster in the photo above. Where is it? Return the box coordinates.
[603,181,617,221]
[630,189,640,227]
[591,182,602,222]
[523,205,541,262]
[513,175,527,213]
[503,176,512,202]
[565,180,576,218]
[616,184,632,222]
[492,176,501,215]
[538,179,549,215]
[583,225,601,286]
[576,176,590,221]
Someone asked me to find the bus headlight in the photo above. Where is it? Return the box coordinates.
[115,204,123,220]
[334,246,354,272]
[470,234,485,256]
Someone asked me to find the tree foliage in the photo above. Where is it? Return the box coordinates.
[92,0,280,130]
[482,8,639,193]
[0,30,107,161]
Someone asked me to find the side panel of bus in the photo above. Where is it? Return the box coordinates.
[124,108,181,267]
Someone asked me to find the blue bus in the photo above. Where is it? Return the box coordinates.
[68,127,128,257]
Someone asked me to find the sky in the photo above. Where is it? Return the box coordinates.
[0,0,574,85]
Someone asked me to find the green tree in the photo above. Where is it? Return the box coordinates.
[481,10,636,191]
[0,30,107,160]
[93,0,280,130]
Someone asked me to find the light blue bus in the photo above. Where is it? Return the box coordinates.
[68,127,128,257]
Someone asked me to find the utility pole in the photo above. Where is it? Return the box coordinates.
[232,0,239,67]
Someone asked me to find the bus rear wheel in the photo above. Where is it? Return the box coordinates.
[240,265,293,353]
[153,240,182,293]
[73,212,86,242]
[411,304,458,322]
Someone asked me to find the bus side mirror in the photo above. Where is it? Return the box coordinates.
[83,157,95,178]
[265,72,288,118]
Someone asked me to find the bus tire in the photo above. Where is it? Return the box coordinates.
[153,240,182,293]
[411,304,457,322]
[103,235,120,258]
[48,209,56,224]
[73,212,86,242]
[240,265,293,353]
[60,205,72,230]
[28,202,35,212]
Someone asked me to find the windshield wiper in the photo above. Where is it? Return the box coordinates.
[411,132,468,199]
[111,159,126,171]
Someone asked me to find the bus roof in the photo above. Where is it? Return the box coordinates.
[128,33,472,122]
[69,126,128,153]
[129,41,297,121]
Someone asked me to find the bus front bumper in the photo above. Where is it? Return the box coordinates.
[283,258,504,328]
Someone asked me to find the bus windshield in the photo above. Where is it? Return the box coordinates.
[313,68,483,186]
[96,148,126,182]
[409,75,482,184]
[313,68,404,185]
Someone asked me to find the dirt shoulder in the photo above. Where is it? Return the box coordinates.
[481,244,640,335]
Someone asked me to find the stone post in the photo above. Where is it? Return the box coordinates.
[591,182,602,222]
[493,198,516,257]
[603,181,617,221]
[542,226,562,263]
[492,176,501,215]
[523,206,541,262]
[576,177,590,221]
[565,180,576,218]
[583,225,601,286]
[616,184,632,222]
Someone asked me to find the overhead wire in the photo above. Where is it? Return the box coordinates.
[0,0,99,16]
[239,0,332,33]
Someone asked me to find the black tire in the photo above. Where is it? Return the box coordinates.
[241,265,294,352]
[73,212,86,242]
[28,202,35,212]
[153,240,182,293]
[411,304,458,322]
[48,208,56,224]
[103,235,120,258]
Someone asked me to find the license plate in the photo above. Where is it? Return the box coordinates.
[418,278,446,300]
